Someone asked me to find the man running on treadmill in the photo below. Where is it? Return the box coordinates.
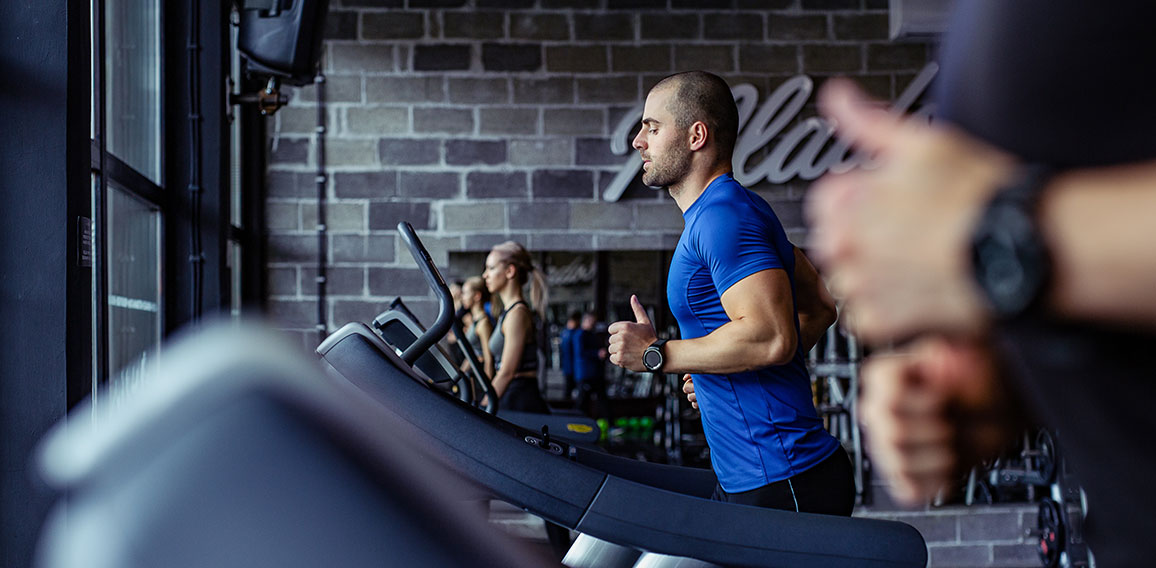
[608,71,853,515]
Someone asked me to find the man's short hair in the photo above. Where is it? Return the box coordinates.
[651,71,739,157]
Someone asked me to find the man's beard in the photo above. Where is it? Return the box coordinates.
[641,145,692,190]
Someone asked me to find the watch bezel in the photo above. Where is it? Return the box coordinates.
[642,339,667,372]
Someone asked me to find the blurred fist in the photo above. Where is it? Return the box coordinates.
[859,336,1008,505]
[681,374,697,409]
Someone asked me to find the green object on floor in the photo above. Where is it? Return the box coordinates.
[639,416,655,442]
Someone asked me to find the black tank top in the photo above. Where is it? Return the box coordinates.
[464,314,491,359]
[488,301,539,375]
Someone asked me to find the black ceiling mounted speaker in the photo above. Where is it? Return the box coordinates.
[238,0,330,86]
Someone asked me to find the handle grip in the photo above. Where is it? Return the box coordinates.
[451,317,499,415]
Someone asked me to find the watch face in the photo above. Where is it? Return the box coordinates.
[643,347,662,370]
[972,202,1050,317]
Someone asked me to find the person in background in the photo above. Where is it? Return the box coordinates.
[444,280,466,368]
[460,276,495,380]
[559,312,581,402]
[575,312,611,421]
[450,280,464,312]
[483,241,550,414]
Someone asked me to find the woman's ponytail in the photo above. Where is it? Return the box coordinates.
[528,265,549,321]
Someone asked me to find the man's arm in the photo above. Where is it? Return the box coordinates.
[793,247,838,353]
[1042,160,1156,326]
[608,269,800,375]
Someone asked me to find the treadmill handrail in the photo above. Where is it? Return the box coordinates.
[371,306,471,400]
[397,221,454,366]
[452,315,500,414]
[378,296,499,415]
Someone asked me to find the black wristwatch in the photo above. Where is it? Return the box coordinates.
[642,339,668,372]
[970,165,1055,320]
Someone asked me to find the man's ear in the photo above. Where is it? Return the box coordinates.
[688,121,709,151]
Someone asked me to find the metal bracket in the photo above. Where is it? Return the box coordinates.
[230,76,288,116]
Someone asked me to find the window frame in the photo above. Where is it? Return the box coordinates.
[80,0,261,400]
[90,0,168,390]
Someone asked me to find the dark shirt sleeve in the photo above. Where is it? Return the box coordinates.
[936,0,1156,167]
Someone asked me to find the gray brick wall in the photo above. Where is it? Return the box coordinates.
[264,0,935,350]
[856,504,1040,568]
[262,3,1042,565]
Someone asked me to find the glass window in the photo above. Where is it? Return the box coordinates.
[229,240,243,319]
[91,174,100,404]
[90,0,96,139]
[230,10,244,228]
[92,0,165,398]
[105,0,162,184]
[106,184,162,404]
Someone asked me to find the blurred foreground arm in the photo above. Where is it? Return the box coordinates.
[807,79,1156,343]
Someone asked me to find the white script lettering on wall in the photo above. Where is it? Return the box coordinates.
[603,62,939,202]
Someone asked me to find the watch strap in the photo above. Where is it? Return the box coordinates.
[993,164,1054,207]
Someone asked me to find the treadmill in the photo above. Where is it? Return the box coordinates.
[33,321,554,568]
[316,222,928,568]
[372,292,627,558]
[371,295,601,444]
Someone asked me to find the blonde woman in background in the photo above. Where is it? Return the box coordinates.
[482,241,549,413]
[459,276,495,380]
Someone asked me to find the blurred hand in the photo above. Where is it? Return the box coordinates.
[806,79,1017,344]
[859,336,1008,506]
[607,295,657,372]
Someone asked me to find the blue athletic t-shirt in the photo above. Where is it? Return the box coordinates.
[668,173,838,492]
